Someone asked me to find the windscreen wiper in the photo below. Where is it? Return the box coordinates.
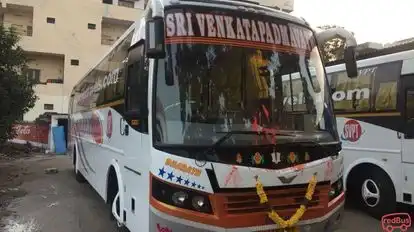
[195,130,295,166]
[214,130,295,148]
[278,140,342,154]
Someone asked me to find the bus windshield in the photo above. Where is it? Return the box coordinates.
[153,7,338,148]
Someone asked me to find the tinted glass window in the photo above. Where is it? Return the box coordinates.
[406,89,414,121]
[328,61,402,112]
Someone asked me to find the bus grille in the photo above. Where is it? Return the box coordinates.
[221,183,329,215]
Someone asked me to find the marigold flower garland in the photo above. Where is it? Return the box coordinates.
[255,173,317,231]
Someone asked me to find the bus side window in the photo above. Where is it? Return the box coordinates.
[125,43,148,133]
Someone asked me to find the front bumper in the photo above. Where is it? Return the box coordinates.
[149,198,345,232]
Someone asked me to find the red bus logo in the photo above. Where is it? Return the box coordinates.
[107,110,113,139]
[156,223,172,232]
[341,119,364,142]
[382,213,411,232]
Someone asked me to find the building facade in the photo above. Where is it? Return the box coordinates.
[0,0,144,121]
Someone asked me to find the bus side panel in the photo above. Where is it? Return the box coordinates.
[70,110,110,201]
[402,163,414,205]
[336,116,403,203]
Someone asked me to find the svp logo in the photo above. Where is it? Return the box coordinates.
[341,119,365,142]
[382,213,411,232]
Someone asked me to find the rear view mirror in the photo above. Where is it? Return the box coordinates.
[344,46,358,78]
[145,17,165,59]
[315,27,358,78]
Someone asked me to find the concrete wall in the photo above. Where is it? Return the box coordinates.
[1,0,143,121]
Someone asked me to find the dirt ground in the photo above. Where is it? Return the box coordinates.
[0,143,117,232]
[0,143,413,232]
[0,143,46,228]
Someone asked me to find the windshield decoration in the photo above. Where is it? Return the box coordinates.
[271,151,281,164]
[165,11,315,54]
[288,152,298,164]
[251,103,279,145]
[252,152,264,165]
[154,8,338,167]
[236,153,243,164]
[304,152,310,162]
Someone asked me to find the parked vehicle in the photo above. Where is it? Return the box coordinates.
[68,0,358,231]
[325,43,414,218]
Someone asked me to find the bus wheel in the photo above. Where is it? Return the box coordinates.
[355,167,396,218]
[107,168,129,232]
[73,146,86,183]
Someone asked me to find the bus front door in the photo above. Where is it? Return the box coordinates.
[400,75,414,204]
[401,75,414,164]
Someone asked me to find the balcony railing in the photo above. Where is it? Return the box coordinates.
[9,24,33,37]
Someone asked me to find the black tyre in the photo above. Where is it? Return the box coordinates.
[107,175,129,232]
[353,167,396,218]
[75,167,86,183]
[73,147,86,183]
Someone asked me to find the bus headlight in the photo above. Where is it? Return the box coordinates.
[152,177,213,214]
[172,191,188,206]
[192,196,207,211]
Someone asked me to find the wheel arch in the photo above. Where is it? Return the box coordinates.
[105,160,124,206]
[344,158,397,198]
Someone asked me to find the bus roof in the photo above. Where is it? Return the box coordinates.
[325,48,414,74]
[72,0,312,94]
[156,0,308,26]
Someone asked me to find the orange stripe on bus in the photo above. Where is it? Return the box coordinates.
[166,37,309,54]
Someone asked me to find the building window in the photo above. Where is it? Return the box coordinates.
[26,69,41,84]
[27,26,33,36]
[46,17,55,24]
[88,23,96,30]
[10,24,29,37]
[71,59,79,66]
[44,104,54,110]
[102,0,113,4]
[118,0,134,8]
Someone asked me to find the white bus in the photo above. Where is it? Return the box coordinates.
[68,0,358,231]
[324,45,414,218]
